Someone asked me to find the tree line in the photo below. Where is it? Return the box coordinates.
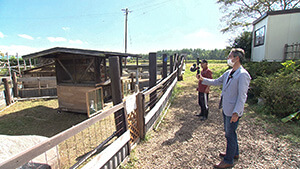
[139,48,229,61]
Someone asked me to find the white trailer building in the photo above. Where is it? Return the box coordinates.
[251,8,300,62]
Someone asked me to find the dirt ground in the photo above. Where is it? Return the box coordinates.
[131,80,300,168]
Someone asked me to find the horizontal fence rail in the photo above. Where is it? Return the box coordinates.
[0,103,124,169]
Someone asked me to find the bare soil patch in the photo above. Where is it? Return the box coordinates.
[131,80,300,168]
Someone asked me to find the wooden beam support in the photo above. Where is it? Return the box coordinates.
[57,59,74,83]
[109,56,127,137]
[78,59,94,82]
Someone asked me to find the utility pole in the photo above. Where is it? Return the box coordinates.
[121,8,131,54]
[122,8,132,68]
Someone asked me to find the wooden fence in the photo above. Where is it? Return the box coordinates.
[0,53,185,169]
[284,42,300,61]
[17,76,57,98]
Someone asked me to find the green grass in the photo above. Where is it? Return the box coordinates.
[246,105,300,144]
[0,98,117,168]
[119,149,139,169]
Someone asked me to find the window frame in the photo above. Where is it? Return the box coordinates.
[254,26,265,47]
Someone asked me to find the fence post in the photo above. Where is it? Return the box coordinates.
[170,54,173,74]
[162,54,167,79]
[177,55,181,81]
[17,53,21,76]
[2,78,12,105]
[12,72,18,97]
[23,58,27,70]
[136,92,145,139]
[284,44,288,61]
[173,53,178,72]
[149,52,157,108]
[6,53,12,83]
[38,77,41,97]
[130,73,134,92]
[109,56,128,137]
[29,59,32,68]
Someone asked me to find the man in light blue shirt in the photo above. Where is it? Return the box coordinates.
[197,48,251,168]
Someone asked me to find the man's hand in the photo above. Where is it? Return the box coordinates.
[196,74,203,81]
[230,113,239,123]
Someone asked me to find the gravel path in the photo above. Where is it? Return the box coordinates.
[132,80,300,168]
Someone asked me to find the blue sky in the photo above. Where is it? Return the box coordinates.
[0,0,234,56]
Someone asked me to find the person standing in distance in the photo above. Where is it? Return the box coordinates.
[195,59,212,121]
[197,48,251,168]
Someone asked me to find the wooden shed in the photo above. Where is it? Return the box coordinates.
[22,47,140,115]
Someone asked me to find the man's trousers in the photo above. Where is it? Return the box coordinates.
[198,92,209,118]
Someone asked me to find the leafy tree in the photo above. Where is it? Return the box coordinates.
[230,31,252,60]
[217,0,300,33]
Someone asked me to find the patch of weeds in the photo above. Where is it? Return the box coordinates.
[250,104,300,144]
[119,150,139,169]
[143,132,152,142]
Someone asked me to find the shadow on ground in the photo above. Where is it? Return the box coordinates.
[0,105,87,137]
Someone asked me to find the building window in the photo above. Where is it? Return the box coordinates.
[254,26,265,47]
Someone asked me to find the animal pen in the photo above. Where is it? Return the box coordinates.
[0,47,185,169]
[20,47,141,116]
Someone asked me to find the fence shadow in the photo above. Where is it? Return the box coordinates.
[0,105,87,137]
[162,78,222,146]
[162,82,205,145]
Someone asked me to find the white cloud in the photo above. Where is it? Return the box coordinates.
[69,39,83,44]
[18,34,34,40]
[47,37,67,42]
[0,32,4,38]
[62,27,70,31]
[0,45,43,56]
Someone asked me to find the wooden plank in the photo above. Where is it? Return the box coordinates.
[18,77,56,82]
[57,85,94,113]
[16,96,57,101]
[0,103,124,169]
[81,130,130,169]
[145,76,177,124]
[19,88,57,98]
[143,70,176,96]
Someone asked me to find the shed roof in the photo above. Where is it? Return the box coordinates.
[253,8,300,25]
[22,47,141,59]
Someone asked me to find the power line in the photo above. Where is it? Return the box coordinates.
[0,12,119,20]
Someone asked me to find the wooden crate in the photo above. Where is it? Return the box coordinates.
[57,85,94,114]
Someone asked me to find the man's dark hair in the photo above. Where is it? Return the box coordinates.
[231,48,245,64]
